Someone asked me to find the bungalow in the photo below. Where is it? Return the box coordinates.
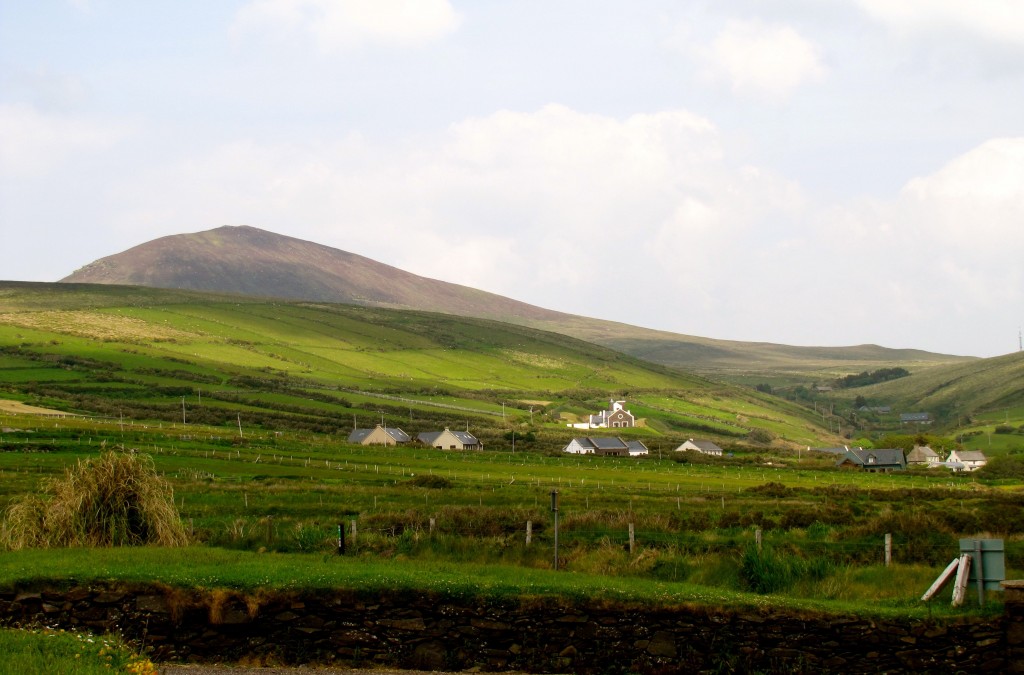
[418,428,482,451]
[562,437,631,456]
[946,449,987,472]
[900,412,932,425]
[674,439,724,456]
[906,445,941,467]
[347,425,411,446]
[835,448,906,472]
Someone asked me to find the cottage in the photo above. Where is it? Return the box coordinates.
[563,437,597,454]
[347,425,411,446]
[906,445,941,467]
[835,448,906,472]
[946,449,987,472]
[674,439,724,456]
[589,437,630,456]
[418,428,482,451]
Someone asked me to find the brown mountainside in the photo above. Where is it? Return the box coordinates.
[61,225,966,376]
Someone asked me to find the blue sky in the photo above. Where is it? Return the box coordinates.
[2,1,1023,357]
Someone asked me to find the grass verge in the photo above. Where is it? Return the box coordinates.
[0,627,156,675]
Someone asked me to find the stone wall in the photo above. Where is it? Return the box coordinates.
[0,584,1017,673]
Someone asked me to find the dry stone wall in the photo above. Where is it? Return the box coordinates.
[1,583,1019,673]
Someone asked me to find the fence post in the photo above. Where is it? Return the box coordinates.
[551,490,559,571]
[351,519,357,547]
[526,520,532,546]
[885,533,892,566]
[629,523,635,555]
[755,528,762,552]
[337,522,345,555]
[429,517,436,534]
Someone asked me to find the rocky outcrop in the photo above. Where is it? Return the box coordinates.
[0,584,1015,673]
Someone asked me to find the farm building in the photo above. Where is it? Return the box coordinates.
[946,449,987,472]
[567,400,636,430]
[835,448,906,472]
[674,439,724,456]
[906,445,941,467]
[347,425,411,446]
[417,428,482,450]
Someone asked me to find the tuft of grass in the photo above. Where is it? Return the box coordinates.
[1,449,189,550]
[0,627,157,675]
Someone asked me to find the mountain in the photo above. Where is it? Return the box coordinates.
[61,225,968,377]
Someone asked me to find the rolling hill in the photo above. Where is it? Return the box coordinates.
[60,226,967,379]
[0,281,833,446]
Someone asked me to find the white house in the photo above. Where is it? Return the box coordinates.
[567,400,635,429]
[564,437,597,454]
[946,449,987,472]
[674,439,724,456]
[417,428,482,450]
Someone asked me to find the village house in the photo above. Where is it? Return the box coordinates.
[347,425,411,446]
[626,440,649,456]
[562,437,636,456]
[835,447,906,472]
[674,439,724,456]
[946,449,988,472]
[906,445,941,467]
[568,400,635,429]
[417,428,482,451]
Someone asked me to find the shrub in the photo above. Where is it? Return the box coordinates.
[1,449,189,550]
[406,475,453,489]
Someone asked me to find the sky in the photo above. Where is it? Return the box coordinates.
[2,1,1023,358]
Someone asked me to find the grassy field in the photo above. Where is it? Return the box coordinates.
[0,627,156,675]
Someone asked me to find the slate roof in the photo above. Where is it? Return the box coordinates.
[900,412,931,422]
[347,426,410,444]
[626,440,648,454]
[690,439,723,454]
[590,437,628,451]
[347,428,374,444]
[952,450,987,462]
[571,437,597,450]
[836,448,906,470]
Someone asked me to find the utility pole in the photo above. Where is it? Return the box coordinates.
[181,396,186,425]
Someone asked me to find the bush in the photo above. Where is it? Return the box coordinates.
[1,450,189,549]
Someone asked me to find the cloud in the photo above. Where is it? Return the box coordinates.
[230,0,462,52]
[696,19,827,100]
[854,0,1024,47]
[0,103,129,177]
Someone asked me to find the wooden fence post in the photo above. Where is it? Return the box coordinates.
[526,520,532,546]
[755,528,762,552]
[629,523,635,555]
[885,533,892,566]
[429,517,436,534]
[351,519,357,546]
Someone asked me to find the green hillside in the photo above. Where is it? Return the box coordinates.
[0,281,830,447]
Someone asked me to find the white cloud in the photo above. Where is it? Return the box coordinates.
[230,0,462,52]
[698,19,827,100]
[855,0,1024,47]
[0,103,128,177]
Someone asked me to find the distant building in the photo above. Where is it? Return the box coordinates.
[567,400,635,430]
[417,428,482,450]
[674,439,724,456]
[562,437,635,457]
[347,425,411,446]
[906,445,941,467]
[858,405,892,414]
[835,447,906,472]
[625,440,649,456]
[809,446,850,456]
[900,412,931,425]
[946,449,987,472]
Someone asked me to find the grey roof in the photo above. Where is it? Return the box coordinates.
[836,448,906,469]
[953,450,987,462]
[348,426,410,444]
[347,428,373,443]
[418,431,443,445]
[626,440,648,453]
[419,429,480,446]
[811,447,849,455]
[571,437,597,449]
[590,437,628,450]
[691,439,723,453]
[900,412,931,422]
[451,430,479,444]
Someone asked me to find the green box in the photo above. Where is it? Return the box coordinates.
[959,538,1005,591]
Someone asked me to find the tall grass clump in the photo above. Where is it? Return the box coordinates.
[1,449,189,550]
